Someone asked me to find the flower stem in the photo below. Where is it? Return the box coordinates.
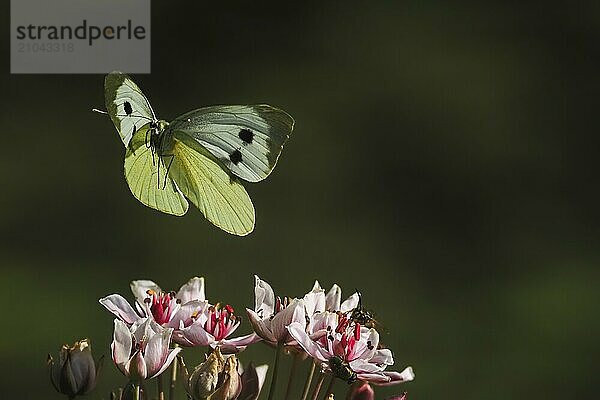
[284,353,300,400]
[300,361,317,400]
[309,373,326,400]
[169,351,178,400]
[267,343,284,400]
[157,374,165,400]
[322,375,335,400]
[133,383,141,400]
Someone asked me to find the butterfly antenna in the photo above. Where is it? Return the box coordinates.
[92,108,108,115]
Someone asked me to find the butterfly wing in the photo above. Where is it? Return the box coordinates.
[124,124,189,216]
[169,105,294,182]
[105,71,156,147]
[169,132,255,236]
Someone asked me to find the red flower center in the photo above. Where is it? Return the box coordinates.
[331,314,362,361]
[144,290,179,325]
[202,303,237,341]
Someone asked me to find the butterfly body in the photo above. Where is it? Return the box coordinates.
[141,120,167,154]
[102,71,294,236]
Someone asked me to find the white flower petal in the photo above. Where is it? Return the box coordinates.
[176,319,214,347]
[246,308,277,343]
[177,277,205,303]
[325,284,342,311]
[255,364,269,393]
[220,333,261,353]
[130,280,161,306]
[271,299,305,343]
[111,319,133,366]
[287,322,329,362]
[369,348,394,366]
[340,292,360,312]
[100,294,141,325]
[128,351,148,380]
[143,327,171,376]
[356,371,390,384]
[372,367,415,386]
[254,275,275,317]
[303,285,325,316]
[148,347,182,379]
[165,300,208,329]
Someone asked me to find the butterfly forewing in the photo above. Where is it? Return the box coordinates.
[169,132,255,235]
[124,124,189,216]
[169,105,294,182]
[105,71,156,147]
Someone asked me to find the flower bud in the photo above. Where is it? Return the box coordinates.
[48,339,102,398]
[210,355,242,400]
[346,381,374,400]
[238,363,268,400]
[182,348,242,400]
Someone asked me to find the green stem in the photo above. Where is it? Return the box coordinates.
[157,374,165,400]
[267,343,284,400]
[309,373,326,400]
[284,353,300,400]
[322,375,335,400]
[169,353,178,400]
[133,383,141,400]
[300,361,317,400]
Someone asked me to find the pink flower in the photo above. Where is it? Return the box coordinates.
[111,318,181,381]
[101,277,256,352]
[246,276,306,345]
[304,282,360,335]
[287,312,414,386]
[172,303,259,353]
[99,277,207,326]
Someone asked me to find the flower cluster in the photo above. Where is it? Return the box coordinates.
[248,276,414,387]
[48,275,414,400]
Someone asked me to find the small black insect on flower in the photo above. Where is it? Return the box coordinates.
[349,291,378,329]
[328,356,357,384]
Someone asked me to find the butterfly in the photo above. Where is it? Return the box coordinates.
[97,71,294,236]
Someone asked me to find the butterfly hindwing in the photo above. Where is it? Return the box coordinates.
[169,132,255,235]
[124,124,189,216]
[105,71,156,147]
[169,105,294,182]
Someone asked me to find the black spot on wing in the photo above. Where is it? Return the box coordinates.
[229,149,242,165]
[124,101,133,116]
[239,128,254,144]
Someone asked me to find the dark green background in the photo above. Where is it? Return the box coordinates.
[2,1,599,399]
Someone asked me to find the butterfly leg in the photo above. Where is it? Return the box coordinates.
[145,127,151,149]
[156,151,160,188]
[161,154,175,190]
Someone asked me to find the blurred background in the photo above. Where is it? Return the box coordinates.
[1,1,599,399]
